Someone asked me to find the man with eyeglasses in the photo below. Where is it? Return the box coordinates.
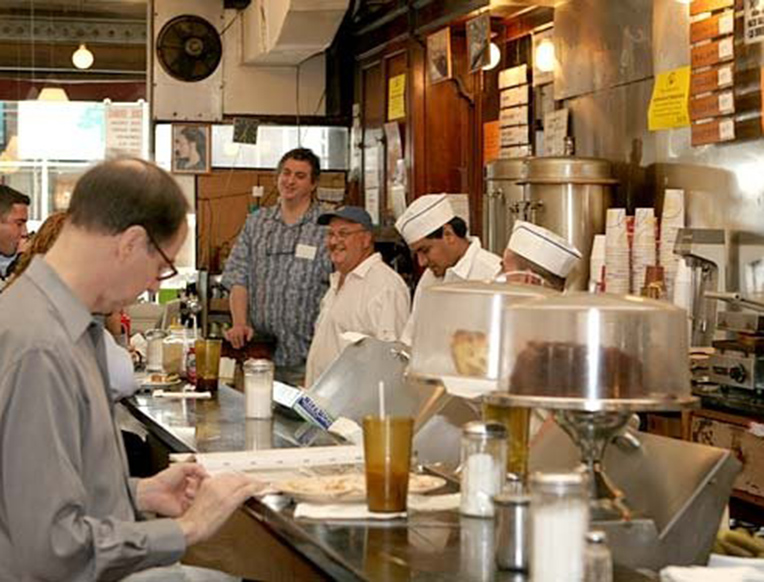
[395,194,502,346]
[0,159,262,582]
[222,148,331,385]
[304,207,410,386]
[0,184,29,291]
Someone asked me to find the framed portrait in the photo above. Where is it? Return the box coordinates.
[427,28,452,85]
[172,123,211,174]
[466,13,490,73]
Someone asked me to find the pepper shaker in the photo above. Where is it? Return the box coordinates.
[494,491,530,571]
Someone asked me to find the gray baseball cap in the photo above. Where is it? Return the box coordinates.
[318,206,373,231]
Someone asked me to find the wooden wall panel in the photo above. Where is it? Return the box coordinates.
[197,170,346,273]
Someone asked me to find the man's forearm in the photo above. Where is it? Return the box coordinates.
[229,285,249,327]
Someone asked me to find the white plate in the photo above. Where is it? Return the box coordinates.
[140,375,183,390]
[708,553,764,571]
[276,473,446,503]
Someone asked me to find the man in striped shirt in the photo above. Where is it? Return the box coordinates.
[222,148,331,385]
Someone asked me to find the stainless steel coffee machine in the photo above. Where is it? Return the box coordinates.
[673,228,727,346]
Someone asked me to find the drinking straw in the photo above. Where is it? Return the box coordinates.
[378,380,386,418]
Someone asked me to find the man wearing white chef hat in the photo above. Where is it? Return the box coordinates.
[396,194,502,345]
[502,220,582,291]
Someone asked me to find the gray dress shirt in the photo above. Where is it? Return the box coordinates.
[0,257,185,581]
[221,203,331,367]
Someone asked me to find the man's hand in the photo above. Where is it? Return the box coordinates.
[225,324,254,349]
[176,472,265,546]
[136,463,208,517]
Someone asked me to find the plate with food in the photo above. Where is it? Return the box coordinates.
[140,373,182,389]
[275,473,446,503]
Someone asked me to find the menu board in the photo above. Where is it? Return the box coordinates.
[689,2,737,146]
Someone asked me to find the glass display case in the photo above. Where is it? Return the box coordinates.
[408,280,557,396]
[497,293,694,411]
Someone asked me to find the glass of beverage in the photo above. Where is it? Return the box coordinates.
[195,338,222,392]
[482,401,531,479]
[362,416,414,513]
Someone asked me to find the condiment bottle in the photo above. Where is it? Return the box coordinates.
[530,471,589,582]
[584,530,613,582]
[185,346,197,385]
[162,326,186,376]
[494,491,530,571]
[145,329,168,372]
[460,421,507,518]
[243,359,274,419]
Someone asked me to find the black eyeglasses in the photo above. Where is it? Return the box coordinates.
[144,229,179,281]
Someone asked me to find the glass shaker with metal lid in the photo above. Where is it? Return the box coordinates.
[530,471,589,582]
[243,359,274,419]
[460,421,507,518]
[145,329,168,372]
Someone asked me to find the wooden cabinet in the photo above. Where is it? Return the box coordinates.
[687,409,764,507]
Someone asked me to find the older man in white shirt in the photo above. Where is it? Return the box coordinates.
[305,207,410,386]
[396,194,501,345]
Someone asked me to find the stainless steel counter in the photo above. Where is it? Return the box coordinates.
[124,387,657,582]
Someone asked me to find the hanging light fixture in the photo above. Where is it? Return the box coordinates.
[72,44,94,70]
[38,87,70,101]
[535,39,556,73]
[482,42,501,71]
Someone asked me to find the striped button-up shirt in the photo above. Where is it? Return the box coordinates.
[222,203,331,367]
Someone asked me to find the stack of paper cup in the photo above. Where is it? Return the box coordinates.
[632,208,657,294]
[589,234,606,293]
[659,189,685,299]
[605,208,630,294]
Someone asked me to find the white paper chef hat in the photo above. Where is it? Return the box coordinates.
[507,221,582,278]
[395,194,456,245]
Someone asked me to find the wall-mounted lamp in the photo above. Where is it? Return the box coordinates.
[482,42,501,71]
[535,39,555,73]
[72,44,94,70]
[38,87,70,102]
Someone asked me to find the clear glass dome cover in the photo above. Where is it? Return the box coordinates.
[408,280,558,396]
[497,293,694,411]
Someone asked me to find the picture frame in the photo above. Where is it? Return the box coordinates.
[172,123,211,174]
[466,13,490,73]
[427,28,452,85]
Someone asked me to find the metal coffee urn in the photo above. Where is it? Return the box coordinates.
[520,157,617,290]
[483,159,528,254]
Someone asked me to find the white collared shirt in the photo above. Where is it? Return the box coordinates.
[400,237,502,346]
[305,253,411,386]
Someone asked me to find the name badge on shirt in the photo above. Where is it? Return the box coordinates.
[295,243,317,261]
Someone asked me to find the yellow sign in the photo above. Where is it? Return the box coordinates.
[648,66,691,131]
[387,74,406,121]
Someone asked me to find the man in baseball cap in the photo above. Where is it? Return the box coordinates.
[395,194,501,345]
[502,220,582,291]
[304,206,410,386]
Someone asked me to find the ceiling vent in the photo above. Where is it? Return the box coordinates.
[240,0,350,66]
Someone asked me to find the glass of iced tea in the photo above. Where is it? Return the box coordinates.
[195,338,222,392]
[482,401,530,479]
[362,416,414,513]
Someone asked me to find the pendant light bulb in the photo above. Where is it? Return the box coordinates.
[535,39,556,73]
[72,44,94,70]
[482,42,501,71]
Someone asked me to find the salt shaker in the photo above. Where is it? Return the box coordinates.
[243,359,274,419]
[145,329,168,373]
[460,421,507,518]
[584,530,613,582]
[530,471,589,582]
[494,491,530,571]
